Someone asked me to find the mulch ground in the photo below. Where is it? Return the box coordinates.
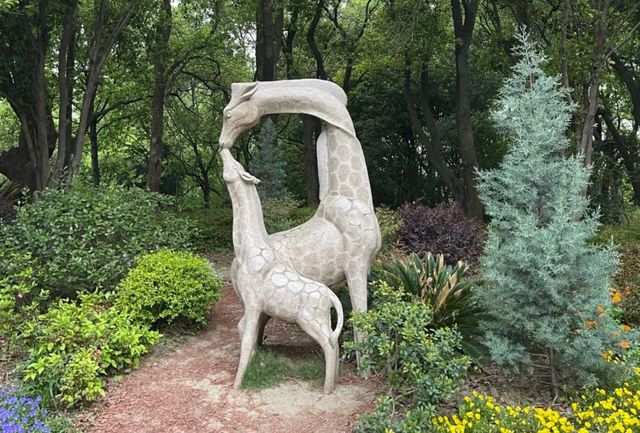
[82,258,380,433]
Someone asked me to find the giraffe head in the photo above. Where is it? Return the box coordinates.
[220,148,261,185]
[219,82,260,149]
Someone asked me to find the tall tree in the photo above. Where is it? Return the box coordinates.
[147,0,172,192]
[0,0,139,190]
[450,0,483,219]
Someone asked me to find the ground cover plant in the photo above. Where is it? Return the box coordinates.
[475,34,636,390]
[20,291,161,407]
[240,348,325,390]
[0,387,50,432]
[432,371,640,433]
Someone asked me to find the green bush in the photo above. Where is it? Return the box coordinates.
[263,197,315,234]
[375,207,402,253]
[0,253,49,354]
[116,250,222,327]
[21,291,160,407]
[0,186,194,297]
[375,253,486,360]
[346,280,470,419]
[595,209,640,325]
[182,207,234,252]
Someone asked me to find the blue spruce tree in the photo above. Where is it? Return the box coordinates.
[476,33,634,389]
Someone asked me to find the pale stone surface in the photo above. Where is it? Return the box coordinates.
[219,80,381,345]
[220,148,343,394]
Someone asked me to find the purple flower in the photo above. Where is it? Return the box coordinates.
[0,388,50,433]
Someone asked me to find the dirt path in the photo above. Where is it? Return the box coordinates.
[88,257,379,433]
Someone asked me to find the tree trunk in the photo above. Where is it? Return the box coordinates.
[302,114,320,206]
[52,0,77,185]
[576,0,609,168]
[89,98,100,188]
[68,0,136,185]
[600,109,640,206]
[256,0,277,82]
[31,0,51,191]
[307,0,327,80]
[147,0,172,192]
[451,0,483,220]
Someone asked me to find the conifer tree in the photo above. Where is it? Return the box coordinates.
[476,33,633,389]
[251,119,288,202]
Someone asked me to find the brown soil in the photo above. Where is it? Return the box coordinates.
[84,254,380,433]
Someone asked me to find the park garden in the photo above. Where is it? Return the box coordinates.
[1,1,640,432]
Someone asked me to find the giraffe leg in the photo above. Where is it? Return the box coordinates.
[345,264,369,369]
[299,316,337,394]
[256,314,271,346]
[234,309,261,389]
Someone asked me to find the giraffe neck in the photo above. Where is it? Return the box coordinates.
[253,84,373,208]
[226,180,270,255]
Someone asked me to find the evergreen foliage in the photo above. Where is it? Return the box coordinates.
[476,34,634,388]
[250,119,288,202]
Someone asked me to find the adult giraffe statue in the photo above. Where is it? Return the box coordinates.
[219,79,381,354]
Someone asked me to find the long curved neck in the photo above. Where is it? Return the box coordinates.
[253,86,356,138]
[226,180,270,254]
[252,85,373,209]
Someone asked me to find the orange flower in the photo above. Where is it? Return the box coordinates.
[622,324,632,331]
[613,331,620,337]
[620,340,630,350]
[585,320,598,329]
[596,306,605,313]
[612,292,622,303]
[624,287,633,295]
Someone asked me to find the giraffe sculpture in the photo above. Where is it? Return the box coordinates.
[220,148,344,394]
[219,80,381,356]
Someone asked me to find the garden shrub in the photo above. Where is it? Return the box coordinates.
[476,34,633,388]
[398,202,485,266]
[0,198,15,223]
[610,242,640,326]
[0,388,51,433]
[376,253,486,360]
[183,207,234,252]
[375,207,402,253]
[0,253,49,354]
[262,197,313,234]
[346,280,470,429]
[116,250,222,327]
[0,186,194,297]
[596,210,640,326]
[21,292,160,407]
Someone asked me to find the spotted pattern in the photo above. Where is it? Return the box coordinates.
[221,148,343,394]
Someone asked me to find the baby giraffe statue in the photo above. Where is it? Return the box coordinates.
[220,148,344,394]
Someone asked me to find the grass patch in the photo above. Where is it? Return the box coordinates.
[241,347,325,390]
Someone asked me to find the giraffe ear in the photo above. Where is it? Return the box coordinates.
[234,82,259,103]
[240,170,261,184]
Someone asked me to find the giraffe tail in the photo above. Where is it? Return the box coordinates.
[329,290,344,349]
